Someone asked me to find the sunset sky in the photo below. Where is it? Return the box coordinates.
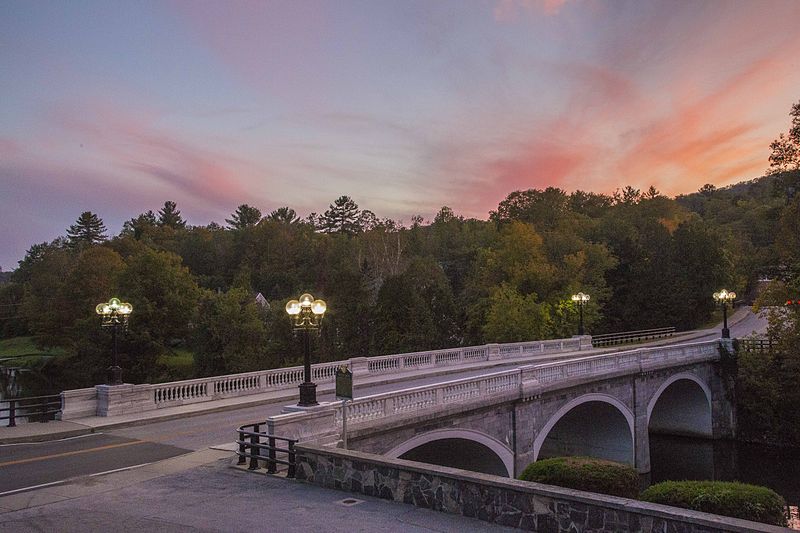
[1,0,799,269]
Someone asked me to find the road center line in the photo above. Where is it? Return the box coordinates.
[0,440,144,468]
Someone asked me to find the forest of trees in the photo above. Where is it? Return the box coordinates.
[0,101,798,423]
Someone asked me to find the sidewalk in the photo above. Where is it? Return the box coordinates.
[0,450,514,532]
[0,326,724,445]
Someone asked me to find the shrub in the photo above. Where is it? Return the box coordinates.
[518,456,640,499]
[640,480,787,526]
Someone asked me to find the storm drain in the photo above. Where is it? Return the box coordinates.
[336,498,365,507]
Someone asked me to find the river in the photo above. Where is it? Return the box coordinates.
[649,434,800,529]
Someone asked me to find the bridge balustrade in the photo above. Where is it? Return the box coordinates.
[264,340,722,442]
[59,335,589,418]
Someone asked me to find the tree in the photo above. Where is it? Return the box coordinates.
[490,188,569,230]
[193,287,270,375]
[319,196,361,235]
[769,99,800,173]
[66,211,107,247]
[225,204,262,229]
[483,284,550,342]
[157,201,186,229]
[267,207,299,224]
[121,211,157,240]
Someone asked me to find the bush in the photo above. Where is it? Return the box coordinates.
[518,456,640,499]
[640,480,787,526]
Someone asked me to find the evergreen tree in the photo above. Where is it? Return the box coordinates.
[267,206,299,224]
[66,211,107,247]
[319,195,361,235]
[121,210,157,240]
[158,201,186,229]
[225,204,262,229]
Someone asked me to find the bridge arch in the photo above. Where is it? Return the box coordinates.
[533,394,635,466]
[647,372,712,437]
[385,428,514,477]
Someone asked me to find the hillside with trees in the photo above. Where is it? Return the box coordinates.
[1,101,798,408]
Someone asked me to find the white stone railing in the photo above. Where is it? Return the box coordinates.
[333,369,521,427]
[60,334,590,418]
[522,340,720,387]
[266,339,722,440]
[147,338,584,409]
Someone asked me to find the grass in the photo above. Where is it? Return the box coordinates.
[156,348,195,381]
[0,336,65,365]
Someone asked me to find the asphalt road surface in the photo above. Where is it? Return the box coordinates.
[0,434,189,494]
[1,309,768,495]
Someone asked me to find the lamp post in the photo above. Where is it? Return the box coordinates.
[95,297,133,385]
[571,292,590,335]
[286,293,326,407]
[712,289,736,339]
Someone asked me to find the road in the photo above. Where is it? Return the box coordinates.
[0,310,768,495]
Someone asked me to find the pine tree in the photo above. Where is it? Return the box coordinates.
[319,195,361,235]
[225,204,262,229]
[267,207,299,224]
[121,210,157,240]
[66,211,107,247]
[158,201,186,229]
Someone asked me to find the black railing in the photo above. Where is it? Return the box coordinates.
[235,422,297,478]
[1,394,61,427]
[591,327,676,347]
[737,337,772,352]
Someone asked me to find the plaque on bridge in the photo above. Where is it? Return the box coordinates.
[335,365,353,400]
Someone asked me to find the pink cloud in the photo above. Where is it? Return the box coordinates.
[0,138,22,158]
[494,0,574,21]
[46,101,253,211]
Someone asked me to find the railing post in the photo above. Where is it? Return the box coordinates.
[287,441,296,478]
[237,427,247,465]
[8,400,16,427]
[248,424,261,470]
[267,436,277,474]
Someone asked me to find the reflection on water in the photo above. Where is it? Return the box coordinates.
[650,434,800,529]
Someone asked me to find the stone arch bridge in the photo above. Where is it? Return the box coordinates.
[268,339,735,476]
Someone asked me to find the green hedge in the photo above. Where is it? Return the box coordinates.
[518,456,640,499]
[640,480,787,526]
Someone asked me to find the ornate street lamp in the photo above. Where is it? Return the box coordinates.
[571,292,590,335]
[286,293,326,407]
[95,297,133,385]
[712,289,736,339]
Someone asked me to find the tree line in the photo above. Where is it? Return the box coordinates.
[0,102,798,403]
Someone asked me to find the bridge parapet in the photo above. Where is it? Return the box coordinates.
[60,335,588,419]
[266,340,723,444]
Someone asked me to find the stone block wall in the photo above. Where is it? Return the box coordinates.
[295,444,783,533]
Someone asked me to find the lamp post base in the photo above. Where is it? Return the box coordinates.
[107,365,123,386]
[721,327,730,339]
[298,382,318,407]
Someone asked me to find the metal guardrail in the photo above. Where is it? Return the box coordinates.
[0,394,61,427]
[236,422,297,477]
[737,338,772,352]
[591,327,675,347]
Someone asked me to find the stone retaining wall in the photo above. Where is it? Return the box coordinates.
[294,444,787,533]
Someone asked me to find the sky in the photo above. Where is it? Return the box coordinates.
[1,0,799,270]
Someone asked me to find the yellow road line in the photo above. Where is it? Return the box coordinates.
[0,440,144,468]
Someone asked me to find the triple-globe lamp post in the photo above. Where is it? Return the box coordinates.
[286,293,326,407]
[712,289,736,339]
[571,292,590,336]
[95,297,133,385]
